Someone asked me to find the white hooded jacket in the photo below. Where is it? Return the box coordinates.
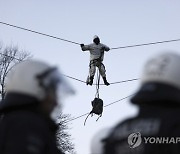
[81,43,110,61]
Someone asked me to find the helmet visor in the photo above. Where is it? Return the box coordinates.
[37,67,75,105]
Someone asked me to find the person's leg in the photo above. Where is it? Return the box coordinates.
[87,61,96,85]
[98,62,110,86]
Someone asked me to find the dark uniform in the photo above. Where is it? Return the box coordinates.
[103,83,180,154]
[0,93,63,154]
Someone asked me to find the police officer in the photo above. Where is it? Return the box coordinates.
[80,35,110,86]
[0,60,74,154]
[103,52,180,154]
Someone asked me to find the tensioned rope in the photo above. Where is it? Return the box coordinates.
[65,94,134,123]
[110,39,180,50]
[62,74,86,84]
[0,21,80,45]
[1,21,180,49]
[62,74,139,85]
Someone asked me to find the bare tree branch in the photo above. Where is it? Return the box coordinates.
[56,111,76,154]
[0,43,31,100]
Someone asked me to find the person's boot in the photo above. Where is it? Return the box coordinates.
[89,76,94,86]
[103,77,110,86]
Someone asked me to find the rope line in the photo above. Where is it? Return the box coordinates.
[65,94,134,123]
[104,94,134,107]
[111,38,180,50]
[62,74,86,83]
[0,21,80,45]
[1,21,180,50]
[62,74,139,85]
[109,78,139,85]
[65,113,90,123]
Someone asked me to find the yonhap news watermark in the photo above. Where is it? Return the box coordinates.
[128,132,180,148]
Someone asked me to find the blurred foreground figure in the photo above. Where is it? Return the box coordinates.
[90,128,111,154]
[103,52,180,154]
[0,60,74,154]
[80,35,110,86]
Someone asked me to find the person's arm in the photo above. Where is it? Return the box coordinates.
[80,44,90,51]
[104,45,110,51]
[101,44,110,51]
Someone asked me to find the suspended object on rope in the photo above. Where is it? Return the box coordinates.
[84,97,103,126]
[84,70,104,125]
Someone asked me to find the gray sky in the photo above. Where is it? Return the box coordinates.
[1,1,180,153]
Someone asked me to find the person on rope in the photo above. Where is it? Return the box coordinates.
[80,35,110,86]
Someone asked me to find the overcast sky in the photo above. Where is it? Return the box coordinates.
[1,1,180,154]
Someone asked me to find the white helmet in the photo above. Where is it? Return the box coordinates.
[131,51,180,104]
[90,127,111,154]
[141,52,180,88]
[6,60,74,102]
